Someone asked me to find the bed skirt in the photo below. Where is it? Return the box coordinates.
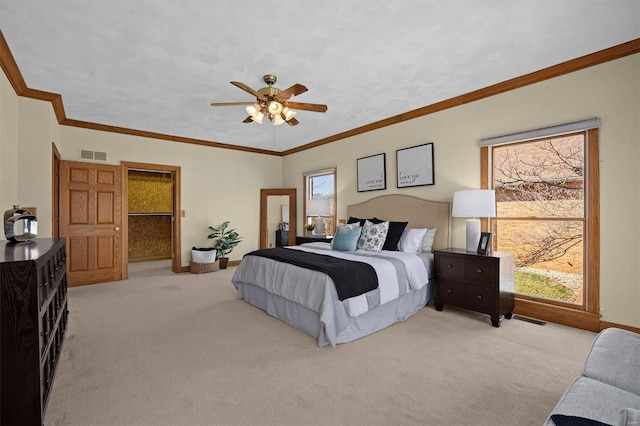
[236,281,431,347]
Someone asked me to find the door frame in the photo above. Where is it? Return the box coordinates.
[52,143,61,237]
[121,161,182,277]
[260,188,296,249]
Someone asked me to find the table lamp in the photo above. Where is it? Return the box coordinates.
[307,198,331,235]
[452,189,496,251]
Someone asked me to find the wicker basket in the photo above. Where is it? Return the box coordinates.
[189,260,220,274]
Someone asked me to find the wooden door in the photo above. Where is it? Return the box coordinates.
[59,161,122,286]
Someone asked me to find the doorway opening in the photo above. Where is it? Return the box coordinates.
[121,161,182,277]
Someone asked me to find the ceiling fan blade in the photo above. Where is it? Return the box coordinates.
[210,102,254,107]
[286,102,328,113]
[230,81,267,101]
[275,83,308,101]
[286,117,300,126]
[242,116,254,123]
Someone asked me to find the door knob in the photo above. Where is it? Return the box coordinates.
[115,227,120,231]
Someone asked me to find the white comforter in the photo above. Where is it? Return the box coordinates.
[289,242,429,316]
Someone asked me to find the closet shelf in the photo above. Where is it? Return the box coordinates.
[128,212,172,216]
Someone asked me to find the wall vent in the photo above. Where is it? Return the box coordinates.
[79,149,108,162]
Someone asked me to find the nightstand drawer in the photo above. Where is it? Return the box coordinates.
[436,255,464,279]
[437,279,464,304]
[466,284,495,310]
[466,258,496,285]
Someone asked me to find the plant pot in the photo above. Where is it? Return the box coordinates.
[219,257,229,269]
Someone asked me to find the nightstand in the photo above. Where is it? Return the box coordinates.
[295,236,332,245]
[433,248,515,327]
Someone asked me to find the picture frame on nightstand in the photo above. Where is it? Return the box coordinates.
[477,232,491,255]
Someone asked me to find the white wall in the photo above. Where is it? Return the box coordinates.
[283,54,640,328]
[58,126,283,264]
[0,72,57,237]
[0,68,18,209]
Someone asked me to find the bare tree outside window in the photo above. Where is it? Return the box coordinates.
[492,135,585,304]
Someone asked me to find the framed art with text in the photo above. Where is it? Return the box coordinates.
[396,143,434,188]
[357,153,386,192]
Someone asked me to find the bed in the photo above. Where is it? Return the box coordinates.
[232,194,451,346]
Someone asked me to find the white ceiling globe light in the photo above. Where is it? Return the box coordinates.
[251,111,264,124]
[267,100,283,116]
[246,102,261,117]
[272,114,285,126]
[283,107,296,121]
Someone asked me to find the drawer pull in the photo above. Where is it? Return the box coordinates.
[447,289,453,293]
[477,295,483,299]
[477,269,482,273]
[447,265,453,269]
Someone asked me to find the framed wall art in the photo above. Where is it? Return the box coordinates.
[357,153,386,192]
[396,143,434,188]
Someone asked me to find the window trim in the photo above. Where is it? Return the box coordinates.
[481,127,600,332]
[303,167,337,236]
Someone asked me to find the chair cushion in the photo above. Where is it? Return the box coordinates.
[583,328,640,396]
[545,377,640,426]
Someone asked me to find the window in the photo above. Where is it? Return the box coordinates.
[481,120,600,330]
[304,168,336,236]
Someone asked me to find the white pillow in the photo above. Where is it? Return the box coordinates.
[398,228,428,252]
[358,220,389,252]
[421,228,438,253]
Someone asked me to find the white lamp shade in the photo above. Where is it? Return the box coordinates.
[452,189,496,218]
[246,103,260,117]
[251,111,264,124]
[283,107,296,121]
[267,101,283,115]
[272,114,285,126]
[307,198,331,216]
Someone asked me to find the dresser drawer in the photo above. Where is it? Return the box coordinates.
[436,255,464,279]
[466,284,495,310]
[466,258,496,285]
[437,279,464,304]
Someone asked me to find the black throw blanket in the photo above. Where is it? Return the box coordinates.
[245,247,378,301]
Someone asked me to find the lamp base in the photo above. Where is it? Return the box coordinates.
[465,219,481,252]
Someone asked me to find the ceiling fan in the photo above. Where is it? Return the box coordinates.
[210,74,328,126]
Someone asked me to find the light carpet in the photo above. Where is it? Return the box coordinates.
[45,260,596,426]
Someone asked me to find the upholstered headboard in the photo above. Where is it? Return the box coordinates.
[346,194,451,250]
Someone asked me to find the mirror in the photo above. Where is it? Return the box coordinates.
[260,188,296,249]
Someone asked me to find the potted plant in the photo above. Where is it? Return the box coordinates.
[305,223,315,237]
[208,221,242,269]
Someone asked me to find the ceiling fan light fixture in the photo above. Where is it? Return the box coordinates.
[246,102,261,117]
[272,114,285,126]
[283,107,296,121]
[251,111,264,124]
[267,100,283,116]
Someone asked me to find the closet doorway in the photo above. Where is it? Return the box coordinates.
[121,161,182,278]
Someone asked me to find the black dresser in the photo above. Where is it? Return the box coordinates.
[0,238,69,425]
[276,230,289,247]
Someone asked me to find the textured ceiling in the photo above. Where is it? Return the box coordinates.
[1,1,639,153]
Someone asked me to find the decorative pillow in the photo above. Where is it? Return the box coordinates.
[620,408,640,426]
[331,225,362,251]
[549,414,610,426]
[358,220,389,252]
[370,218,408,251]
[420,228,438,253]
[398,228,428,252]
